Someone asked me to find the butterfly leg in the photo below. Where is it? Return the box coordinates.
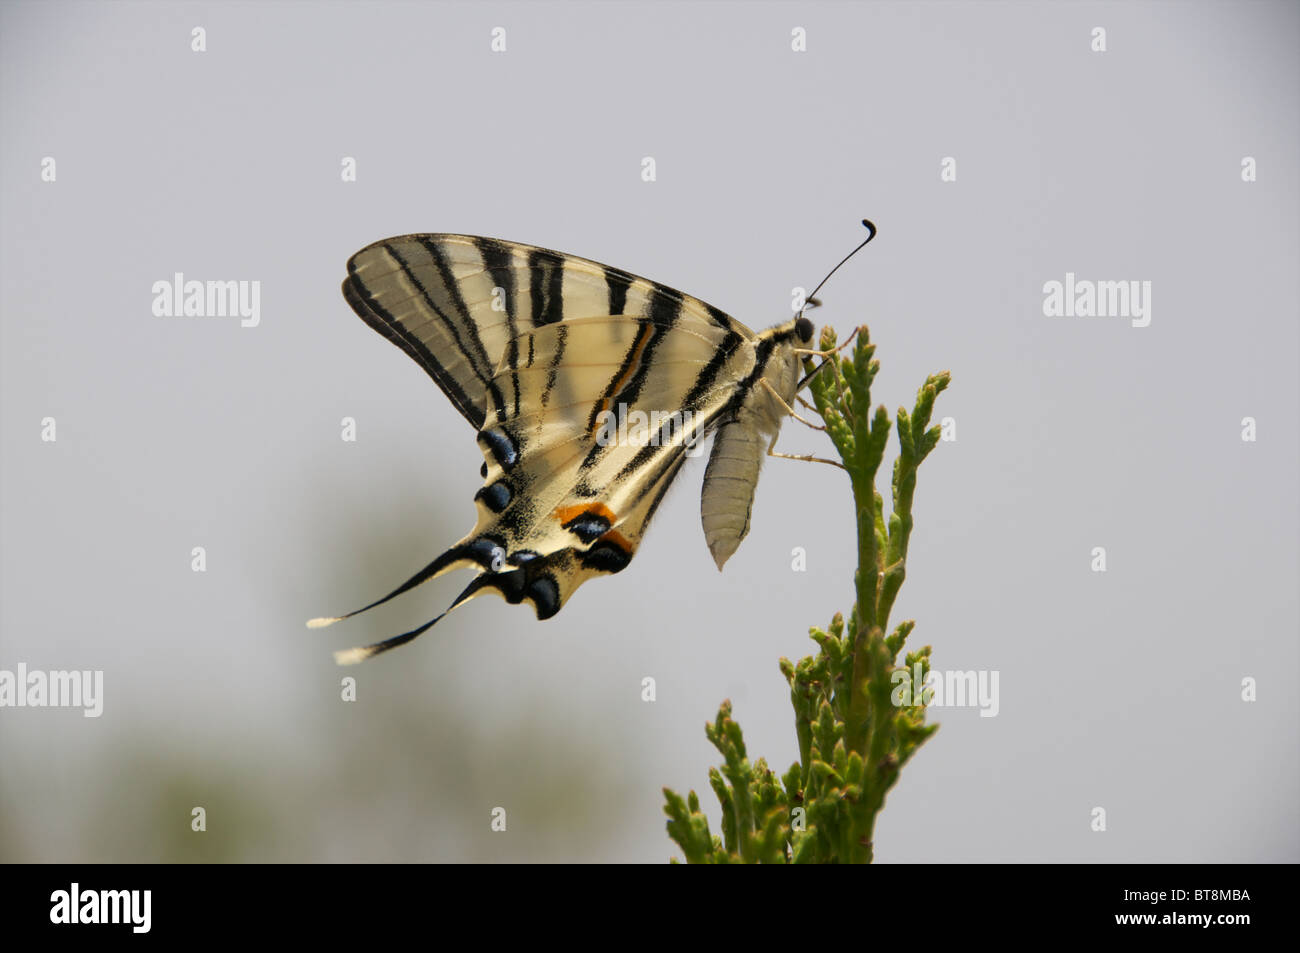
[792,326,859,361]
[794,332,858,426]
[766,432,846,470]
[758,381,845,468]
[759,377,826,432]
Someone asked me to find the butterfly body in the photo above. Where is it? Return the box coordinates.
[316,234,816,663]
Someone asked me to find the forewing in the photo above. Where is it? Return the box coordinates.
[340,234,755,430]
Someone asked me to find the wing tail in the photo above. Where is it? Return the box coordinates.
[306,539,487,629]
[333,613,448,666]
[331,554,570,665]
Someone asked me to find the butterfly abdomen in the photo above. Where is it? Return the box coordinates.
[698,320,807,570]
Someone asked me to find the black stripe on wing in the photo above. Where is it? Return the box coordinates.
[605,266,636,316]
[407,240,510,424]
[576,294,684,472]
[584,321,657,434]
[528,248,566,327]
[480,239,523,417]
[612,331,771,485]
[341,275,486,430]
[543,324,568,409]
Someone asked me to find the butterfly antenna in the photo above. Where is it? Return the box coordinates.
[795,219,877,393]
[798,218,877,318]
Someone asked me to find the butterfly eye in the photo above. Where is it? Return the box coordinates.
[490,551,506,573]
[795,316,814,343]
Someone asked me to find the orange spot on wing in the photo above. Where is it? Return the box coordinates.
[600,530,633,553]
[554,502,618,525]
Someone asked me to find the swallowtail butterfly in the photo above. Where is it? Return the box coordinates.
[310,224,876,663]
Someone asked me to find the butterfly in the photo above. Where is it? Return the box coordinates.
[310,224,875,663]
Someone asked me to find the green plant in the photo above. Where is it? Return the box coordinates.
[663,325,950,863]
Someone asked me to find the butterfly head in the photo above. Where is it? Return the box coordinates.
[795,315,815,345]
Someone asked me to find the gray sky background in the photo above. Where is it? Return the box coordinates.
[1,0,1296,862]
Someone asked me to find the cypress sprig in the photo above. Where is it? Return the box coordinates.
[663,325,949,863]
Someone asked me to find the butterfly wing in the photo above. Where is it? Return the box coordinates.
[319,235,773,663]
[341,234,754,429]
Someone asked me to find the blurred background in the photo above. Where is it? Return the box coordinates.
[1,0,1296,862]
